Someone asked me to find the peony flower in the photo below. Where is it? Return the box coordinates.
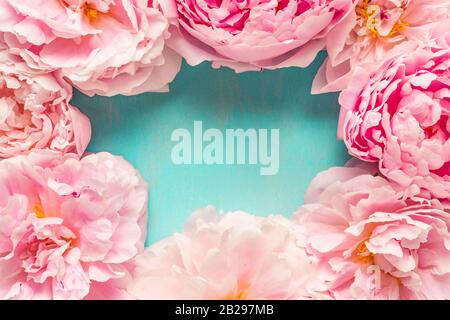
[0,151,148,300]
[313,0,450,93]
[159,0,357,72]
[0,0,181,97]
[128,206,317,300]
[339,43,450,199]
[0,49,91,159]
[294,165,450,300]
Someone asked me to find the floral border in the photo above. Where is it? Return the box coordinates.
[0,0,449,300]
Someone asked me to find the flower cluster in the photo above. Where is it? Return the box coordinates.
[294,165,450,299]
[0,151,148,299]
[0,0,181,96]
[0,0,448,96]
[128,207,318,300]
[0,0,449,300]
[0,45,90,158]
[340,43,450,199]
[313,0,450,93]
[128,163,450,300]
[159,0,356,72]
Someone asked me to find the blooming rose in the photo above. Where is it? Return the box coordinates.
[313,0,450,93]
[0,50,91,158]
[0,151,148,300]
[339,43,450,199]
[0,0,181,96]
[128,206,318,299]
[160,0,356,72]
[294,165,450,300]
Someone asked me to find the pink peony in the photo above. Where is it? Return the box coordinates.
[159,0,357,72]
[0,151,148,300]
[0,0,181,97]
[128,206,318,299]
[0,49,90,158]
[339,43,450,199]
[294,165,450,300]
[313,0,450,93]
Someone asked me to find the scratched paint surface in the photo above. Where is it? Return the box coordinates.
[72,54,349,245]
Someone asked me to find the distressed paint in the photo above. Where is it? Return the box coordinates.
[72,55,349,245]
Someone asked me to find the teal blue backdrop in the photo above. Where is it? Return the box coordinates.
[72,53,349,246]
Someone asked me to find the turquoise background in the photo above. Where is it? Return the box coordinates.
[72,53,349,246]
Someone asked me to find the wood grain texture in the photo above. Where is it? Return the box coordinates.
[72,54,350,245]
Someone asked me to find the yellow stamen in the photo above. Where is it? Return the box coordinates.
[386,20,409,38]
[33,203,45,219]
[356,0,409,39]
[224,290,247,300]
[354,240,374,264]
[84,5,99,21]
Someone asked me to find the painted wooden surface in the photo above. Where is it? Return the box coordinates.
[72,53,350,245]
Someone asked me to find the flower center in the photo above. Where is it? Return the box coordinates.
[33,203,45,219]
[356,0,409,38]
[223,282,250,300]
[224,290,247,300]
[354,240,374,264]
[84,4,99,22]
